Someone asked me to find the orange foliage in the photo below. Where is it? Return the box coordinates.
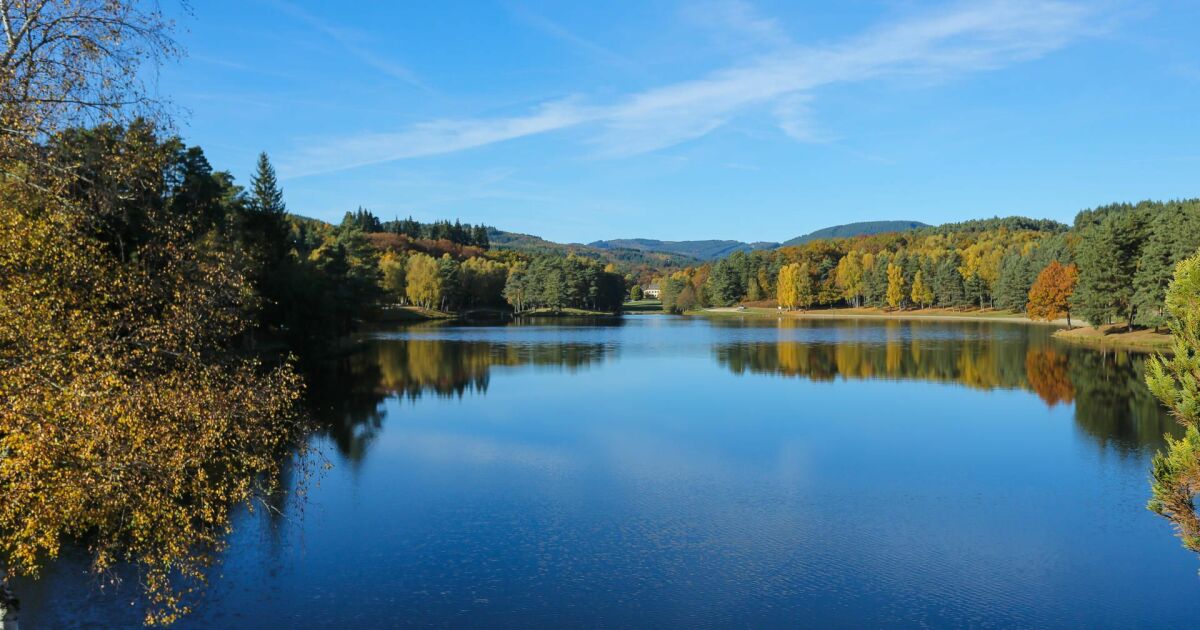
[1027,261,1079,324]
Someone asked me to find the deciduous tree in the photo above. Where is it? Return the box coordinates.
[886,263,906,309]
[1027,261,1079,328]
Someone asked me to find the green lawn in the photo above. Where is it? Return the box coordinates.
[622,299,664,313]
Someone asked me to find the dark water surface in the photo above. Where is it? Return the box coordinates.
[20,316,1200,627]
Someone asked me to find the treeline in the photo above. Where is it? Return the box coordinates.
[658,206,1200,328]
[377,249,626,313]
[340,209,492,248]
[314,206,629,315]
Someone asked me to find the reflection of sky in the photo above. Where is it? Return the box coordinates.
[376,316,1042,361]
[207,348,1190,627]
[20,318,1197,627]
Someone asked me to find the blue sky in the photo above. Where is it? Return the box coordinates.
[158,1,1200,244]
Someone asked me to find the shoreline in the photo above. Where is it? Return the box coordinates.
[1052,324,1173,353]
[691,306,1070,326]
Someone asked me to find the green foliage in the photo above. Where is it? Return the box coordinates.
[782,220,928,246]
[1073,212,1146,327]
[706,254,746,306]
[1146,252,1200,552]
[660,277,691,313]
[500,254,625,313]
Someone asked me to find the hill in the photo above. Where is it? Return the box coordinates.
[488,229,698,267]
[588,238,778,261]
[782,220,928,247]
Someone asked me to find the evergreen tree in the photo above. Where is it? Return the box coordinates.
[706,258,744,306]
[994,250,1034,311]
[249,152,285,216]
[933,254,966,307]
[1073,212,1146,327]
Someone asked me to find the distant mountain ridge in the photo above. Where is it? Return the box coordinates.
[490,220,930,265]
[781,220,928,246]
[587,238,777,261]
[487,228,699,267]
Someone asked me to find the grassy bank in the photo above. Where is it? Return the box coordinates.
[690,305,1069,325]
[516,307,620,317]
[1053,324,1173,353]
[622,299,665,313]
[372,305,457,322]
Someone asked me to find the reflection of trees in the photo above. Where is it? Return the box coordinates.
[714,322,1177,451]
[1025,348,1074,406]
[306,340,610,461]
[1068,349,1172,452]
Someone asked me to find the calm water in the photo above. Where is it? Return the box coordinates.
[19,316,1200,627]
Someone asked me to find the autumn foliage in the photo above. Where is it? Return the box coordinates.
[1026,261,1079,326]
[0,3,306,624]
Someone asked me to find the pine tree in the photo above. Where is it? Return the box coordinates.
[250,152,285,216]
[1073,212,1146,327]
[994,250,1034,311]
[933,254,966,307]
[1145,252,1200,551]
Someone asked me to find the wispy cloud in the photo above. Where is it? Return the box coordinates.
[281,1,1100,178]
[271,0,430,91]
[680,0,792,51]
[506,3,638,70]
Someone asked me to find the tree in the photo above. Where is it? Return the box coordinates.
[1145,252,1200,552]
[777,263,797,310]
[706,257,744,306]
[249,152,285,214]
[503,262,529,312]
[994,250,1035,312]
[0,0,178,152]
[0,126,304,626]
[835,251,865,307]
[1027,261,1079,328]
[795,262,815,311]
[933,254,966,307]
[1072,212,1145,328]
[460,257,507,308]
[886,263,906,309]
[379,252,407,303]
[629,284,643,301]
[910,270,933,308]
[405,253,442,308]
[661,276,690,313]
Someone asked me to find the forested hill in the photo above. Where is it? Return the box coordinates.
[588,239,778,261]
[487,228,698,267]
[782,220,929,246]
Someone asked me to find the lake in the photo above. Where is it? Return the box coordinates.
[17,316,1200,627]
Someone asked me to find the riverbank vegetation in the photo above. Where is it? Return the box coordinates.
[653,205,1200,340]
[1146,253,1200,554]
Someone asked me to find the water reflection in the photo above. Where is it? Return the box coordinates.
[16,317,1195,627]
[713,320,1175,451]
[307,338,612,461]
[311,319,1175,461]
